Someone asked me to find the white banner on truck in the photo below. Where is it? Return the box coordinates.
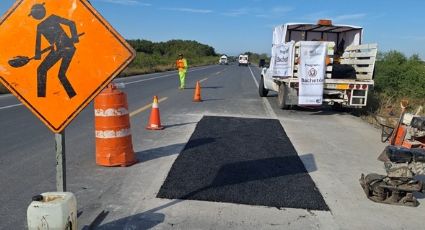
[298,41,327,105]
[271,42,294,77]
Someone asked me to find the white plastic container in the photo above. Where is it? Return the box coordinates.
[27,192,77,230]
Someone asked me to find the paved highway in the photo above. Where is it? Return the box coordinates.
[1,64,424,229]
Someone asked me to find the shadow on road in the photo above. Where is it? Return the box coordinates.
[163,121,197,129]
[183,137,217,150]
[299,153,318,173]
[94,200,183,230]
[135,143,186,164]
[201,98,224,102]
[135,137,216,164]
[274,104,351,116]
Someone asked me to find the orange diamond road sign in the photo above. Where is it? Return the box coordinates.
[0,0,135,133]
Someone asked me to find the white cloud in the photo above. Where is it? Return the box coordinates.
[222,8,250,17]
[294,11,367,24]
[334,13,367,21]
[161,7,213,14]
[96,0,151,6]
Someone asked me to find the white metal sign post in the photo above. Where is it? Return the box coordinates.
[55,131,66,192]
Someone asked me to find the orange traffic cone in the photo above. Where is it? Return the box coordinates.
[193,81,202,102]
[146,96,164,130]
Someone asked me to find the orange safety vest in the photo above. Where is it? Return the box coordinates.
[176,59,185,69]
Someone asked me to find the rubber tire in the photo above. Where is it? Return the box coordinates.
[258,76,269,97]
[331,103,344,112]
[277,83,290,109]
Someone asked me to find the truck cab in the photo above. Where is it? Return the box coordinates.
[238,54,249,66]
[219,55,228,65]
[259,19,378,109]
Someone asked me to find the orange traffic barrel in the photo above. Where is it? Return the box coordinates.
[94,83,137,167]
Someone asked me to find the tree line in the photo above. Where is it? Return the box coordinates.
[127,39,217,58]
[353,50,424,118]
[122,39,218,76]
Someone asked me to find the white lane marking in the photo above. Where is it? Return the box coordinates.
[0,103,23,110]
[129,97,168,117]
[117,65,211,81]
[199,67,227,83]
[248,66,277,119]
[123,66,215,86]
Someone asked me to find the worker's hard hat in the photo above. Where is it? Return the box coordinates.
[28,3,46,20]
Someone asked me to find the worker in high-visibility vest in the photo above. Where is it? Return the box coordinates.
[176,54,188,89]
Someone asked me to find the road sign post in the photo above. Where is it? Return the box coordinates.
[55,131,66,192]
[0,0,135,191]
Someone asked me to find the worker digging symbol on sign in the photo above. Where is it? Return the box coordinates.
[176,54,188,89]
[29,3,80,98]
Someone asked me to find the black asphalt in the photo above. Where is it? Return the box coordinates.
[157,116,329,211]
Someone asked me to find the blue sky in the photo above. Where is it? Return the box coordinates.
[1,0,425,59]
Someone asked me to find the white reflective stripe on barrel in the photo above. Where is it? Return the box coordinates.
[95,129,131,138]
[94,108,129,117]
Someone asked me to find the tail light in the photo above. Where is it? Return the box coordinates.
[349,84,354,89]
[355,84,361,89]
[362,84,368,90]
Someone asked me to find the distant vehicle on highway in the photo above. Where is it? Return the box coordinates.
[238,54,249,66]
[259,59,266,68]
[259,19,378,110]
[219,55,228,65]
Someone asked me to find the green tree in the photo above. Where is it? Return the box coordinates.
[374,50,425,98]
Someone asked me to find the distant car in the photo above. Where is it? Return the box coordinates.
[238,55,249,66]
[219,55,228,65]
[259,59,266,67]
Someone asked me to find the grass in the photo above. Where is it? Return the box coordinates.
[359,93,424,128]
[120,54,217,77]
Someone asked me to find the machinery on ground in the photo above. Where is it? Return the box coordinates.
[360,102,425,207]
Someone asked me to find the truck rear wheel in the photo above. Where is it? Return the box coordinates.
[258,76,269,97]
[278,83,289,109]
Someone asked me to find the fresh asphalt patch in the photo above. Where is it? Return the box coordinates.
[157,116,329,211]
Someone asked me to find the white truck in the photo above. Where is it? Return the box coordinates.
[219,55,228,65]
[259,20,378,109]
[238,54,249,66]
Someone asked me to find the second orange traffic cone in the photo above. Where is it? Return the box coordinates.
[146,96,164,130]
[193,81,202,102]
